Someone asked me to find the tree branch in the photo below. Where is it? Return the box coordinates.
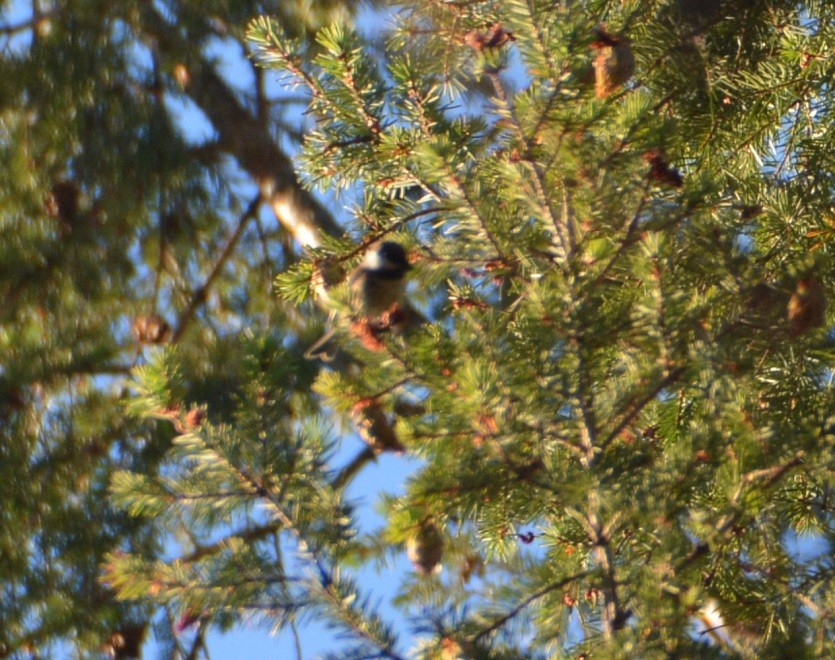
[472,572,588,643]
[589,507,627,639]
[179,521,284,564]
[172,194,261,342]
[140,6,342,246]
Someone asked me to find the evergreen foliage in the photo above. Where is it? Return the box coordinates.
[0,0,362,655]
[2,0,834,657]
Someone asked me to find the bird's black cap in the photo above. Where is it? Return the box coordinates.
[377,241,411,270]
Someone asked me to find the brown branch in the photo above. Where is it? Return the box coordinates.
[472,572,588,643]
[576,492,628,640]
[740,452,805,487]
[184,625,208,660]
[0,12,56,36]
[172,194,261,342]
[590,516,627,638]
[330,445,377,491]
[179,521,284,564]
[599,366,687,452]
[140,6,342,247]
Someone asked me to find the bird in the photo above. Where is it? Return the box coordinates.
[351,241,412,317]
[407,519,444,575]
[305,241,416,360]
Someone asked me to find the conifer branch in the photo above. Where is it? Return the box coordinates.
[713,451,807,535]
[513,1,562,85]
[251,22,345,129]
[332,52,382,139]
[219,458,404,659]
[471,571,589,643]
[599,366,687,453]
[172,194,261,342]
[446,171,504,256]
[590,181,652,288]
[678,452,808,574]
[487,70,572,264]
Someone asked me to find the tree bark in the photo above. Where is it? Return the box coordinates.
[141,6,342,247]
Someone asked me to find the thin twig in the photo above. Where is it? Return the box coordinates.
[172,194,262,342]
[472,572,588,642]
[179,521,284,564]
[599,366,687,452]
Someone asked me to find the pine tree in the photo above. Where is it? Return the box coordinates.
[5,0,834,657]
[0,1,365,656]
[244,1,833,654]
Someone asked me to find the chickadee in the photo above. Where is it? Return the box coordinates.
[351,241,412,317]
[305,241,416,360]
[406,519,444,576]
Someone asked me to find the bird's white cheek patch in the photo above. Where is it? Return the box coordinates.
[364,250,382,270]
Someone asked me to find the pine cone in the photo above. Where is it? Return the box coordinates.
[644,150,684,187]
[591,28,635,98]
[464,23,515,52]
[352,400,406,453]
[407,520,444,575]
[788,278,826,336]
[45,179,80,233]
[106,624,146,659]
[132,315,171,344]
